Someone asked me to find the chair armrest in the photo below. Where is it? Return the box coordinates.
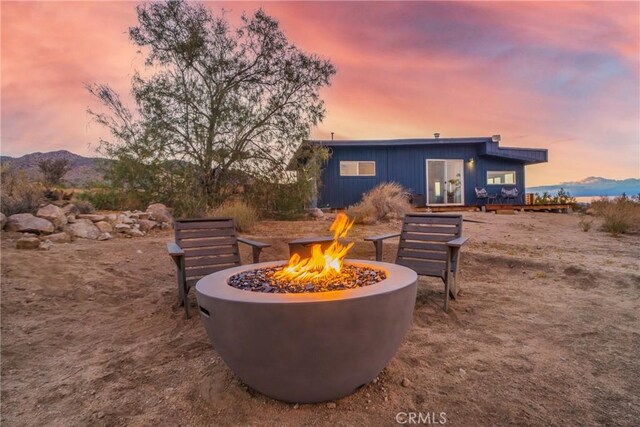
[238,237,271,264]
[364,232,401,242]
[288,236,334,246]
[237,237,271,249]
[365,233,400,262]
[446,236,469,248]
[167,242,184,257]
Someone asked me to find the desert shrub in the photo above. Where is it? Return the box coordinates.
[534,188,577,205]
[244,177,310,220]
[38,158,71,185]
[73,199,95,214]
[346,203,378,225]
[578,215,592,232]
[590,195,640,235]
[209,199,258,232]
[77,185,129,211]
[347,182,411,224]
[0,165,45,216]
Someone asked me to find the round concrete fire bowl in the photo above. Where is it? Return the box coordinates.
[195,260,418,403]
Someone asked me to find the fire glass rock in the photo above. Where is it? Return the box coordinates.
[227,264,387,293]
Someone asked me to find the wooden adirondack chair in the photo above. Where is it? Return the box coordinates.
[167,217,270,317]
[365,213,468,311]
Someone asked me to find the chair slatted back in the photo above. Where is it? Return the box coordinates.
[395,214,462,277]
[175,218,241,288]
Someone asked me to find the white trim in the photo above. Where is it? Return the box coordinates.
[425,159,465,206]
[339,161,376,177]
[487,170,516,185]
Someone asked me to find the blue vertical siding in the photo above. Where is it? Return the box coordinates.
[318,144,527,208]
[476,158,525,201]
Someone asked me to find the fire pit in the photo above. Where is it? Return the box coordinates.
[195,214,418,403]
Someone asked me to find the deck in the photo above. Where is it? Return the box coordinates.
[414,204,572,213]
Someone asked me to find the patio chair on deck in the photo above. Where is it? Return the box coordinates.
[167,217,270,317]
[365,214,468,311]
[501,187,520,204]
[474,187,498,205]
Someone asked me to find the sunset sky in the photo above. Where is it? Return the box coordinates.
[1,1,638,186]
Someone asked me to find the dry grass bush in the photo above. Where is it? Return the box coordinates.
[346,203,378,225]
[590,196,640,235]
[347,182,411,224]
[209,199,258,232]
[0,166,45,216]
[578,215,592,232]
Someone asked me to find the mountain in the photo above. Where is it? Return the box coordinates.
[0,150,109,187]
[527,177,640,197]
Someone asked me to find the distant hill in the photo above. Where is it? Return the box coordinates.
[527,177,640,197]
[0,150,110,187]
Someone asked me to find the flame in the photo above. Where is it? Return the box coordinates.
[274,213,355,282]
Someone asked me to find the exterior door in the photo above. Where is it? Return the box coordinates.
[426,159,464,205]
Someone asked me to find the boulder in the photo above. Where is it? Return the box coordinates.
[67,214,77,223]
[62,204,78,215]
[36,204,67,229]
[16,236,41,250]
[76,214,107,223]
[122,216,134,225]
[68,219,101,240]
[0,212,6,230]
[39,240,53,251]
[45,232,72,243]
[115,223,131,232]
[124,228,145,237]
[137,219,158,233]
[106,214,119,223]
[146,203,173,224]
[308,208,324,219]
[97,232,113,241]
[95,221,113,233]
[5,214,54,234]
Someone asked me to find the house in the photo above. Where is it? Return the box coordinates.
[294,136,547,208]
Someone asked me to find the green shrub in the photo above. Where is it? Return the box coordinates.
[347,182,411,224]
[77,186,127,211]
[590,196,640,236]
[534,188,577,205]
[244,177,310,220]
[209,199,258,232]
[0,166,45,216]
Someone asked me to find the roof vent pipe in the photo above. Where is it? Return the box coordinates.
[434,132,440,139]
[331,132,334,141]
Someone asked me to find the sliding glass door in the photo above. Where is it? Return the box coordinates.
[426,159,464,205]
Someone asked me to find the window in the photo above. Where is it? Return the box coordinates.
[487,171,516,185]
[339,161,376,176]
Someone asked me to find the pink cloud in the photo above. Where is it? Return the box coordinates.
[1,1,638,186]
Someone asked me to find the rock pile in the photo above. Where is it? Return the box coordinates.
[2,203,173,250]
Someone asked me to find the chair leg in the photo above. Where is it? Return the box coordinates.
[183,285,190,318]
[443,274,450,312]
[178,280,184,305]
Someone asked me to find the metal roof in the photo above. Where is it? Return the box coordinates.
[304,137,547,165]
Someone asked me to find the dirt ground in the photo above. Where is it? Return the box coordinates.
[1,211,639,426]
